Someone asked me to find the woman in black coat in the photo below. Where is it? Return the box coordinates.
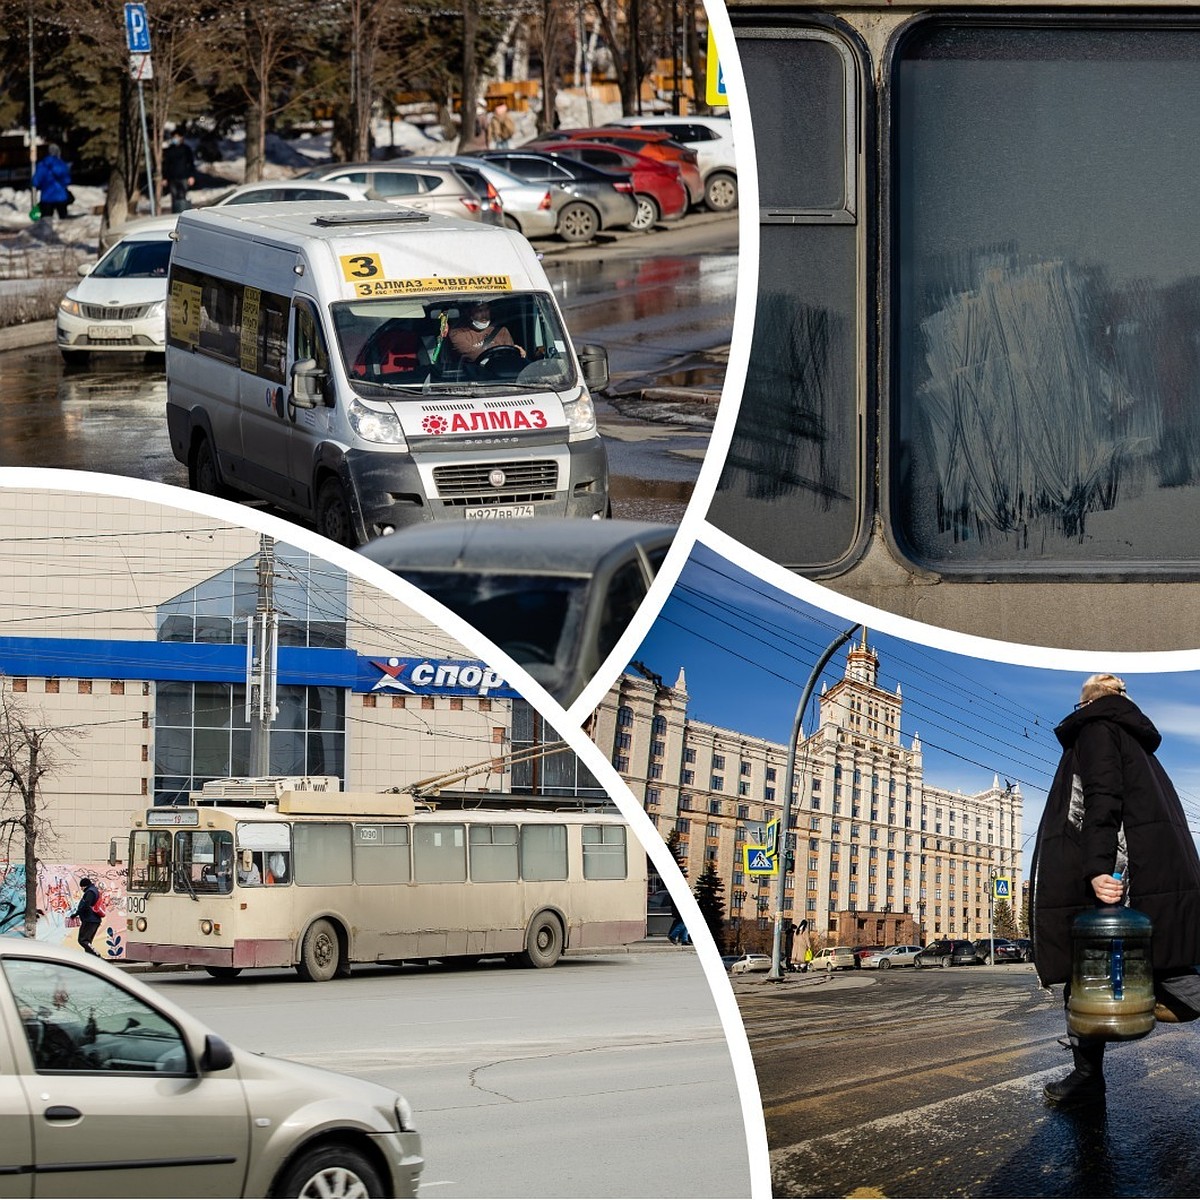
[1031,674,1200,1107]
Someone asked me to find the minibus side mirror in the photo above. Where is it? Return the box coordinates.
[577,343,608,391]
[291,358,326,409]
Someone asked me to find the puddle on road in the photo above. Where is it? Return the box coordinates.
[609,474,696,525]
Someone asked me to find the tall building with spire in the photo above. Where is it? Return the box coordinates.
[594,636,1023,951]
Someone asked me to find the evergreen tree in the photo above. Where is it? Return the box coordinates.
[993,898,1018,938]
[693,859,726,952]
[665,828,686,874]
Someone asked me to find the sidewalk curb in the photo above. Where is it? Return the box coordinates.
[0,319,54,353]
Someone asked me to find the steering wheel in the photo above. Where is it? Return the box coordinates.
[473,344,526,376]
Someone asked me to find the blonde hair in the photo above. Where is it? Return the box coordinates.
[1079,673,1127,705]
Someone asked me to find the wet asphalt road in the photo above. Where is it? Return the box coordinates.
[733,964,1200,1198]
[0,214,736,525]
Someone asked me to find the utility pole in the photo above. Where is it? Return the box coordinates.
[246,535,278,776]
[27,7,36,197]
[768,622,861,982]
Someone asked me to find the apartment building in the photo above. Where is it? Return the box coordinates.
[594,636,1024,950]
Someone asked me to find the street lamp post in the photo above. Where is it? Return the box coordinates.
[768,622,861,982]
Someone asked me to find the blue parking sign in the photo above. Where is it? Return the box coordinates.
[124,3,151,54]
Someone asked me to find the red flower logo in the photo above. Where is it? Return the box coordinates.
[422,414,448,435]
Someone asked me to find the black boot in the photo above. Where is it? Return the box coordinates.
[1044,1037,1106,1108]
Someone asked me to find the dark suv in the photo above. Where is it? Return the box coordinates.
[973,937,1024,965]
[914,939,978,968]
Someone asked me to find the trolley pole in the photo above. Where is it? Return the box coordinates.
[246,535,278,776]
[768,622,860,982]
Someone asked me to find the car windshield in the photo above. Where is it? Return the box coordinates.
[92,239,171,279]
[399,570,589,693]
[332,292,576,396]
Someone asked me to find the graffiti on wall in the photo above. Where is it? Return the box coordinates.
[0,863,129,960]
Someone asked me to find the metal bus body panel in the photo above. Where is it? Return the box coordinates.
[165,202,608,541]
[720,2,1200,650]
[126,802,645,972]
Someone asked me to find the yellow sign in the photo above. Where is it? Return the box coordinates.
[743,845,777,876]
[339,252,385,283]
[706,27,729,107]
[240,285,261,372]
[349,274,514,299]
[167,279,202,347]
[993,876,1011,900]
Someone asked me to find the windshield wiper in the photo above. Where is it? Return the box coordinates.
[174,867,199,902]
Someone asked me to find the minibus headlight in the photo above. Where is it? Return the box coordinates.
[59,297,82,317]
[348,396,408,447]
[145,301,165,318]
[563,391,597,438]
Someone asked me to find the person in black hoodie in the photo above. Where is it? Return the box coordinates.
[1031,673,1200,1108]
[68,877,103,957]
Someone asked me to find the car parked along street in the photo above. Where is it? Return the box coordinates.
[810,946,857,971]
[972,937,1025,965]
[914,938,979,968]
[859,944,925,969]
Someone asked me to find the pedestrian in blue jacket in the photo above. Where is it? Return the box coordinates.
[32,144,72,219]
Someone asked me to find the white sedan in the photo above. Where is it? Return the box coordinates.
[729,954,772,975]
[56,228,173,365]
[859,944,925,969]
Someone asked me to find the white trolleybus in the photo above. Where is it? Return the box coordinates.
[124,777,646,981]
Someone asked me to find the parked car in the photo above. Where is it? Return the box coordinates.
[1011,937,1035,963]
[404,154,565,238]
[610,114,738,211]
[810,945,857,970]
[57,227,173,365]
[529,126,705,206]
[469,149,638,242]
[729,953,772,975]
[914,938,979,968]
[973,937,1024,965]
[859,944,924,969]
[299,161,499,223]
[360,519,674,705]
[534,140,688,231]
[99,178,376,248]
[851,944,886,967]
[0,938,423,1196]
[721,954,744,972]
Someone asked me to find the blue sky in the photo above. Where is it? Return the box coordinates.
[630,543,1200,873]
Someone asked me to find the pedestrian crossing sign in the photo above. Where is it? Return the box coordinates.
[744,845,777,876]
[993,877,1011,899]
[706,28,729,107]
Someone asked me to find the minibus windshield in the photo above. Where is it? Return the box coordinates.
[333,292,577,394]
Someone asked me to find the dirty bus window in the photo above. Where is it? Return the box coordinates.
[711,29,862,570]
[893,21,1200,572]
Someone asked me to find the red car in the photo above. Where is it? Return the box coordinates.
[534,140,688,231]
[531,126,705,207]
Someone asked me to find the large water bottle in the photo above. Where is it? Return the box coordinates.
[1067,873,1155,1041]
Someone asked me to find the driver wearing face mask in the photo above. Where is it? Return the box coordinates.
[448,301,525,363]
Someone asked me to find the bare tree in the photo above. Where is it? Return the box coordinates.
[0,687,77,939]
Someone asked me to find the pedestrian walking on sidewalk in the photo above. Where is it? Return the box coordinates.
[1031,673,1200,1108]
[32,144,72,219]
[162,130,196,213]
[67,878,103,957]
